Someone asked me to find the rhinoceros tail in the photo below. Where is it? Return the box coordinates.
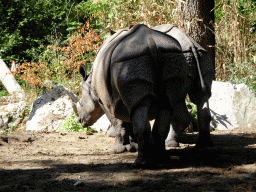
[147,32,165,97]
[189,42,206,93]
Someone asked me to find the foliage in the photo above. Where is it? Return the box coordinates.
[215,0,256,94]
[59,114,97,133]
[0,82,9,97]
[1,0,255,100]
[60,18,102,79]
[14,17,102,96]
[3,124,17,134]
[89,0,175,38]
[0,0,88,66]
[16,62,53,88]
[227,62,256,95]
[187,101,198,126]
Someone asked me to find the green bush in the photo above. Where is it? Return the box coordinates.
[0,82,9,97]
[215,0,256,94]
[0,0,88,66]
[187,101,198,126]
[227,62,256,95]
[2,0,255,99]
[59,114,97,133]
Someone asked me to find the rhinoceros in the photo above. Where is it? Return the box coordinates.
[107,24,214,149]
[77,24,212,167]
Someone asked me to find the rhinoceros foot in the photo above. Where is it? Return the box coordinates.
[110,143,127,153]
[126,142,138,152]
[106,125,117,137]
[133,153,171,169]
[165,139,179,147]
[133,157,156,169]
[195,136,213,149]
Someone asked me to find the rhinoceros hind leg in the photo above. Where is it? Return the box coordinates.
[165,101,191,147]
[165,139,179,147]
[152,108,171,156]
[191,94,213,148]
[188,73,214,148]
[195,102,213,148]
[131,97,153,168]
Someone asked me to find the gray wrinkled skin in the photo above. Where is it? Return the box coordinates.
[77,24,213,168]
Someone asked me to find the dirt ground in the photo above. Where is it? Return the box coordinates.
[1,126,256,192]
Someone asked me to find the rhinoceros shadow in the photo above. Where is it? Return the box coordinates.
[210,109,235,130]
[167,131,256,169]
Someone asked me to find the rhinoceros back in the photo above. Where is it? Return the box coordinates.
[92,24,187,122]
[151,24,214,78]
[151,24,206,53]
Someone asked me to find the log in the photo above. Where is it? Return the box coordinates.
[0,59,24,98]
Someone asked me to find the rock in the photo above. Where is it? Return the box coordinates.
[26,86,79,131]
[91,114,110,132]
[233,83,256,128]
[24,82,256,132]
[209,81,256,130]
[0,95,21,105]
[0,99,27,132]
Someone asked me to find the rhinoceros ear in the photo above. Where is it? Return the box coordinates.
[110,29,116,35]
[79,64,87,80]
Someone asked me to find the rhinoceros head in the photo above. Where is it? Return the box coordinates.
[77,64,104,127]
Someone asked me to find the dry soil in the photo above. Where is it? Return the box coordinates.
[1,126,256,191]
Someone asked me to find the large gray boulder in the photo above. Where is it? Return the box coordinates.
[26,86,79,131]
[209,81,256,130]
[233,83,256,127]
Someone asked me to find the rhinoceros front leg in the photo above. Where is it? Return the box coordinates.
[131,98,154,167]
[106,125,117,137]
[108,121,138,153]
[110,122,127,153]
[101,109,128,153]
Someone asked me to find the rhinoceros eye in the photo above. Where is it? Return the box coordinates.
[84,74,89,81]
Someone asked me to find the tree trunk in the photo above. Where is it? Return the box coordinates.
[180,0,215,78]
[0,59,24,98]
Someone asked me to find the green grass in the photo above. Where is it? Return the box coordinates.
[187,101,198,126]
[0,86,10,97]
[0,90,7,97]
[59,114,97,133]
